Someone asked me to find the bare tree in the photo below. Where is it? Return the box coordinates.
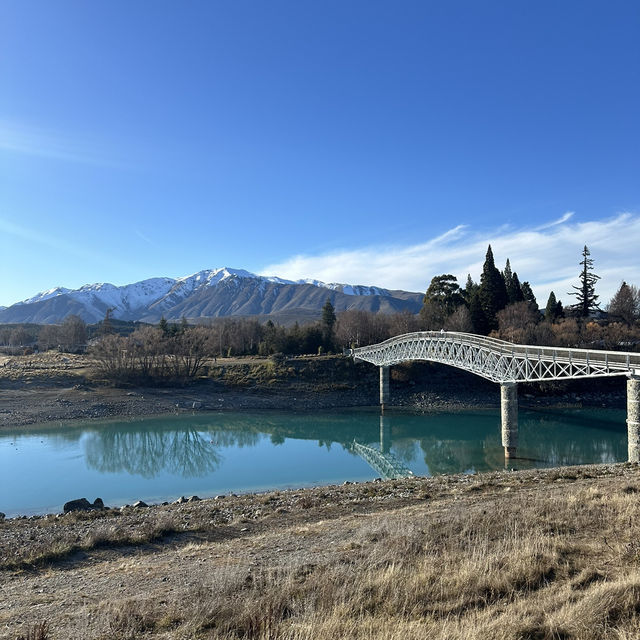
[38,324,61,350]
[445,306,473,332]
[494,301,539,343]
[59,315,87,352]
[607,282,640,326]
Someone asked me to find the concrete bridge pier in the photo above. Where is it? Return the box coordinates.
[627,374,640,463]
[380,414,391,454]
[501,382,518,459]
[380,366,390,414]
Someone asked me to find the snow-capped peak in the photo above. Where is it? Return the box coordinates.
[11,267,395,322]
[19,286,72,305]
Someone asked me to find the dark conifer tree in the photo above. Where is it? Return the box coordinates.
[463,274,478,305]
[502,260,516,303]
[544,291,559,322]
[509,271,525,303]
[159,316,169,336]
[469,289,489,335]
[568,245,600,318]
[321,298,337,349]
[421,274,465,316]
[479,245,508,331]
[520,281,538,313]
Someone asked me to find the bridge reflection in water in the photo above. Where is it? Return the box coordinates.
[350,331,640,463]
[350,416,414,480]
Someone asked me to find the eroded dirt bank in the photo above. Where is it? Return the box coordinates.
[0,352,626,430]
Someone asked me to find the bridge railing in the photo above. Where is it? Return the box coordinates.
[351,331,640,373]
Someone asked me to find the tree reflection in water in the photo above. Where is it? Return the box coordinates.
[39,406,629,481]
[418,410,626,475]
[84,424,260,479]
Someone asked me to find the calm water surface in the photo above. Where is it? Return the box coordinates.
[0,407,627,516]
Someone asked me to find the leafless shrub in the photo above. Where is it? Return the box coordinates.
[91,327,211,384]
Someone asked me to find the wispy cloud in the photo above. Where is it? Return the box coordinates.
[534,211,574,230]
[134,229,160,248]
[261,213,640,305]
[0,216,114,267]
[0,118,128,167]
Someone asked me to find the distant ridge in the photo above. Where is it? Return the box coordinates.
[0,268,423,324]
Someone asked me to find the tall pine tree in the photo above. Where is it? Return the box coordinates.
[469,289,488,335]
[463,274,478,305]
[321,298,337,350]
[568,245,600,318]
[509,271,525,303]
[520,281,538,313]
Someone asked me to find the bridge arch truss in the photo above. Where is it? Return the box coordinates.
[350,331,640,383]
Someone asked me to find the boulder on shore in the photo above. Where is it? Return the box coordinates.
[63,498,104,513]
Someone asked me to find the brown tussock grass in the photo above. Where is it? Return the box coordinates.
[8,467,640,639]
[2,512,181,571]
[86,477,640,639]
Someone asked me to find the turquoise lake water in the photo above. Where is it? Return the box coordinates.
[0,406,628,517]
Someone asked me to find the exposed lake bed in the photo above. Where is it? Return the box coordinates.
[0,351,627,431]
[2,352,640,639]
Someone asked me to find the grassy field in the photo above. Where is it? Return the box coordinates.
[4,464,640,639]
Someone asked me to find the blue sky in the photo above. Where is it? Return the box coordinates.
[1,1,638,308]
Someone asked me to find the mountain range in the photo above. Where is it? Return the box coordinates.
[0,268,424,325]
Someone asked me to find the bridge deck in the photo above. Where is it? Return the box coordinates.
[351,331,640,383]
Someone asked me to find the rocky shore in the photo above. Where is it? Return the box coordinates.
[0,351,627,431]
[3,462,640,639]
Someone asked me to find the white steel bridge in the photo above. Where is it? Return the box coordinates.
[348,331,640,463]
[349,331,640,383]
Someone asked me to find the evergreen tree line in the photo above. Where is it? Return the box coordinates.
[420,245,539,334]
[420,244,640,350]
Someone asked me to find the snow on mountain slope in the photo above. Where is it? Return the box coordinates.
[19,287,73,305]
[3,267,421,324]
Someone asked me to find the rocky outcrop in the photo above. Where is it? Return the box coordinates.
[63,498,104,513]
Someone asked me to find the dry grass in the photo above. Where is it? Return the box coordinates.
[85,476,640,639]
[14,622,49,640]
[7,469,640,639]
[1,512,181,571]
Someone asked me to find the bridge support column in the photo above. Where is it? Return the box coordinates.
[501,382,518,459]
[380,366,390,413]
[380,414,391,453]
[627,375,640,462]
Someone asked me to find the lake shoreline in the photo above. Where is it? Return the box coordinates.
[0,351,627,431]
[0,377,627,432]
[3,462,640,638]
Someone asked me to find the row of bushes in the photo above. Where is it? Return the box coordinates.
[91,327,210,384]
